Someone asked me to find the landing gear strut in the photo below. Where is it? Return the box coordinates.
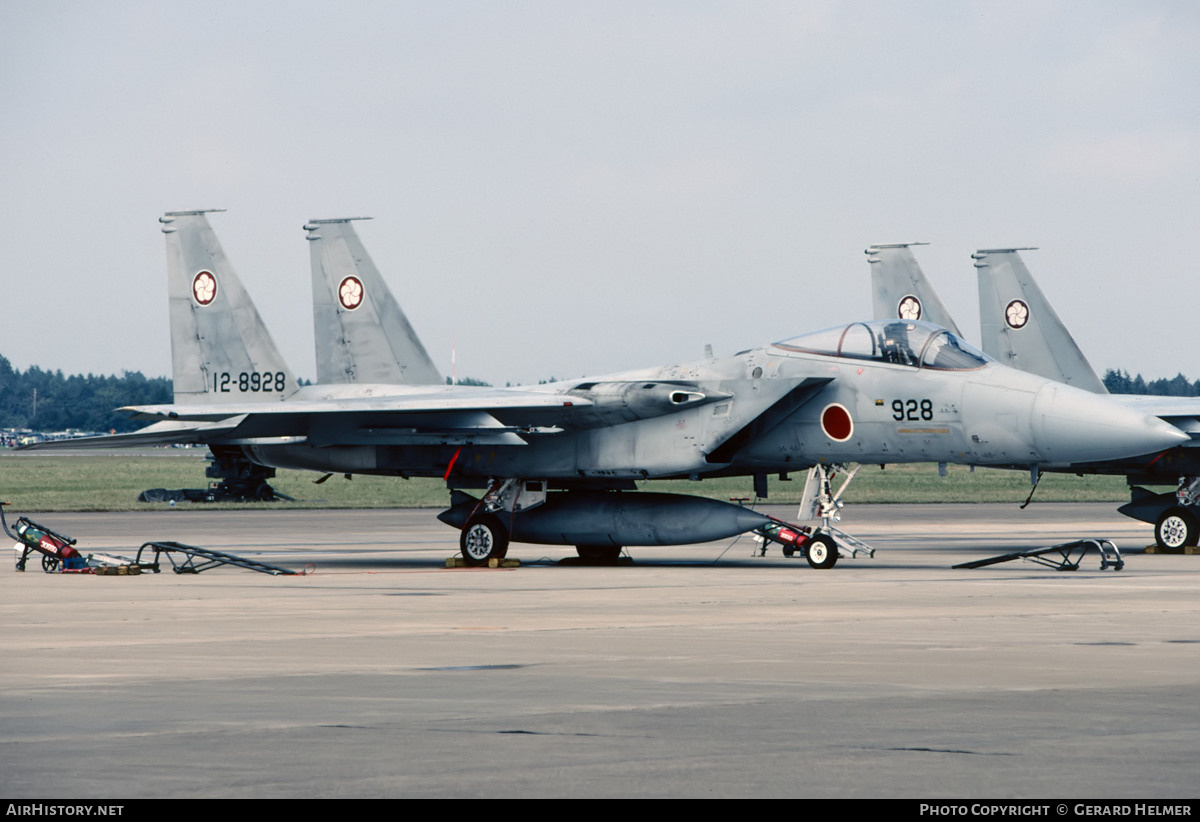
[798,464,876,563]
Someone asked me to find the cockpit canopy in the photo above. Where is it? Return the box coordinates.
[772,320,992,371]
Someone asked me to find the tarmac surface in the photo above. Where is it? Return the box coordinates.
[2,503,1198,798]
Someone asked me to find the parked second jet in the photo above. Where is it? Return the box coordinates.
[869,243,1200,548]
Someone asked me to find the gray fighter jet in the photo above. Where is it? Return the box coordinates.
[24,213,1190,568]
[869,243,1200,548]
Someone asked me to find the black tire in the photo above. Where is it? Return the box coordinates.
[460,514,508,566]
[41,554,61,574]
[1155,507,1198,549]
[575,545,622,561]
[805,534,839,569]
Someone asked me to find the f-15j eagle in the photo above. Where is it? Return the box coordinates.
[868,242,1200,549]
[25,213,1189,568]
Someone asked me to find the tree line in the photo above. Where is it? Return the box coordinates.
[1102,369,1200,397]
[0,355,171,433]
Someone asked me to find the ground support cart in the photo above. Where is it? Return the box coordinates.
[3,502,89,574]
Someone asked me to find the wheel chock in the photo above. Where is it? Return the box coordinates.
[445,557,521,568]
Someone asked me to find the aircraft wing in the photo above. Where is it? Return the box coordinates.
[121,386,588,422]
[114,387,589,446]
[17,418,247,450]
[87,380,736,448]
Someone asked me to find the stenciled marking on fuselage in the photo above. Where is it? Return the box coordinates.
[891,399,933,421]
[211,371,289,393]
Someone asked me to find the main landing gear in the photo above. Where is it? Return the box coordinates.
[1155,507,1198,550]
[459,513,509,566]
[1153,477,1200,549]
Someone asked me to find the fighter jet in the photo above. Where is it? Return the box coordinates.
[24,213,1190,568]
[306,217,443,386]
[869,243,1200,548]
[973,248,1200,549]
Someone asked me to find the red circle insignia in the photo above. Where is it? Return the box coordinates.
[820,403,854,442]
[338,276,364,310]
[192,271,217,305]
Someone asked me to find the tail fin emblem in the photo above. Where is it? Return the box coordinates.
[1005,299,1029,329]
[897,295,922,320]
[192,271,217,306]
[338,276,364,310]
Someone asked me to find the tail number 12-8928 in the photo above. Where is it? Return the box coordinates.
[213,372,288,393]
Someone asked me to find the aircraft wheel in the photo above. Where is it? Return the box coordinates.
[1155,507,1198,549]
[805,534,839,569]
[575,544,621,561]
[460,514,508,566]
[41,554,60,574]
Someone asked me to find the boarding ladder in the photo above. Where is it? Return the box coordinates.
[953,539,1123,572]
[134,541,305,575]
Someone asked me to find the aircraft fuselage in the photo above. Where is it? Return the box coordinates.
[225,326,1184,489]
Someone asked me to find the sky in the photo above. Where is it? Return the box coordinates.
[2,0,1198,387]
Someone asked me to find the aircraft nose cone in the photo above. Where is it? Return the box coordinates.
[1032,383,1190,463]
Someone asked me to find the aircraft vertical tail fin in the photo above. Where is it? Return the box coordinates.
[866,243,963,336]
[305,218,443,385]
[160,210,299,403]
[973,248,1106,393]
